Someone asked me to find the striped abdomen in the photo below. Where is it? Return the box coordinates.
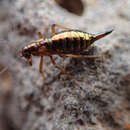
[44,30,94,54]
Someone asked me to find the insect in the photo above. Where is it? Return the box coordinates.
[21,24,113,77]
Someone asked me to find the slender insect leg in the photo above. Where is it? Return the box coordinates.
[0,67,8,75]
[49,56,65,73]
[68,54,103,59]
[49,56,72,77]
[38,32,44,39]
[51,24,70,35]
[58,54,68,59]
[39,56,45,78]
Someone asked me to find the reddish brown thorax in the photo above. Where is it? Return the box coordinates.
[21,39,50,65]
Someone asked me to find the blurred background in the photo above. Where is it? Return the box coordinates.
[0,0,130,130]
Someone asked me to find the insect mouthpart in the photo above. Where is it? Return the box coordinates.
[21,48,32,66]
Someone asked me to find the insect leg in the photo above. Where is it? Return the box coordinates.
[39,56,45,78]
[68,54,103,59]
[49,56,65,73]
[51,24,70,35]
[38,32,44,39]
[0,67,8,75]
[49,55,72,77]
[58,54,68,59]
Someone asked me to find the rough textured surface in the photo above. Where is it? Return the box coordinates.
[0,0,130,130]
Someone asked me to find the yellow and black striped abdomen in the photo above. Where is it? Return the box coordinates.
[44,30,93,54]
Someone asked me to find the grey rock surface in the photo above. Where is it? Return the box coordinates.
[0,0,130,130]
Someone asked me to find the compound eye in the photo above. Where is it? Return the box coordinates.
[23,50,31,59]
[25,53,31,59]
